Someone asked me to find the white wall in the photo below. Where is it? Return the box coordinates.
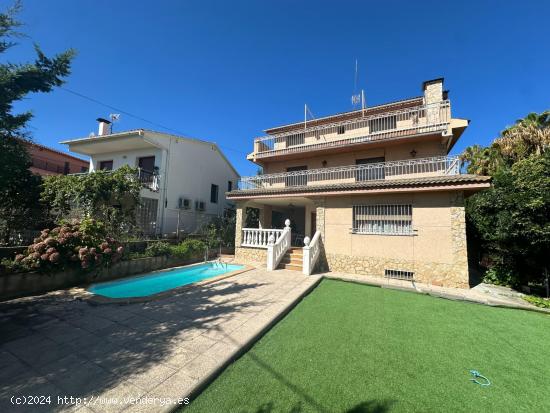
[86,132,239,236]
[145,133,239,234]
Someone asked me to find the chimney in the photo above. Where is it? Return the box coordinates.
[96,118,112,136]
[422,78,444,105]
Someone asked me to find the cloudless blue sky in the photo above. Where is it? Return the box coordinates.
[7,0,550,176]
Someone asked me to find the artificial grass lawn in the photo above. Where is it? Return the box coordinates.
[185,279,550,412]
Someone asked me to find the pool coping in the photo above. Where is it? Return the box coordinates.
[74,262,254,305]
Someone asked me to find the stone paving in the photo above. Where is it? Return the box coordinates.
[0,269,320,413]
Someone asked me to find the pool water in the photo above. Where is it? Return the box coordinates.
[88,263,244,298]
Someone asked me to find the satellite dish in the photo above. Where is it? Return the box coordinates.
[110,113,121,122]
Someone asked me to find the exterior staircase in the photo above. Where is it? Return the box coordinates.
[277,247,303,271]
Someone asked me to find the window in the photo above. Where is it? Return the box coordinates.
[355,157,385,181]
[352,205,413,235]
[99,160,113,171]
[227,181,233,192]
[337,125,345,134]
[210,184,219,203]
[369,115,397,133]
[80,166,88,173]
[138,156,155,172]
[285,165,308,187]
[286,133,305,147]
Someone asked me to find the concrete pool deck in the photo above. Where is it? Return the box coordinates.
[0,268,320,412]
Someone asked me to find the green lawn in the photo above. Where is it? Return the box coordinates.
[184,279,550,413]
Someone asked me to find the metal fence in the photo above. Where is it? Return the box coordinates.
[252,100,451,157]
[238,156,460,190]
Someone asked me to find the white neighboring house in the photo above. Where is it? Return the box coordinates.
[61,119,239,236]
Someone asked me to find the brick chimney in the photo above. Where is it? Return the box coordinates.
[96,118,112,136]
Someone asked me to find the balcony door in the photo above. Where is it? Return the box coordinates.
[285,165,308,187]
[138,156,155,172]
[355,157,385,181]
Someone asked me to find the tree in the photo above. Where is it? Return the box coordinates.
[466,153,550,286]
[41,166,142,239]
[463,110,550,286]
[0,2,75,244]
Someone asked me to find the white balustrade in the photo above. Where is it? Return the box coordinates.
[241,228,284,248]
[267,219,291,271]
[302,231,321,275]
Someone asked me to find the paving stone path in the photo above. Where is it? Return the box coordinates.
[0,269,319,413]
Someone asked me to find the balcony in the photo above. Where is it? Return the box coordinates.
[69,168,160,192]
[236,156,461,191]
[248,101,451,160]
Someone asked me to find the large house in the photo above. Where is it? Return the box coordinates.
[227,78,490,288]
[61,121,239,236]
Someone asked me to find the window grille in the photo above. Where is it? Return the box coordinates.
[352,204,413,235]
[385,269,414,280]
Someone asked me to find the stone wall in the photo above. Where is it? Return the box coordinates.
[0,254,213,302]
[326,253,468,288]
[234,247,267,267]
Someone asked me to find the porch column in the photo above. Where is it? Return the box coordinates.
[235,201,245,247]
[259,205,272,229]
[313,197,328,272]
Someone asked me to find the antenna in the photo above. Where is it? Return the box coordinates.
[351,59,361,109]
[109,113,121,132]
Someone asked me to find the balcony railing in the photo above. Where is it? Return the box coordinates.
[237,156,460,191]
[250,101,451,158]
[137,168,160,191]
[69,168,160,192]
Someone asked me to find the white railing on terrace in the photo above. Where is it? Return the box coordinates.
[251,101,451,158]
[302,231,321,275]
[241,228,284,248]
[237,156,460,191]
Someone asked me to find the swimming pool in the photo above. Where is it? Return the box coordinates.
[88,263,244,298]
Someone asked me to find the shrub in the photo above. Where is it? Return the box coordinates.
[170,239,206,260]
[144,241,172,257]
[523,295,550,309]
[4,219,123,273]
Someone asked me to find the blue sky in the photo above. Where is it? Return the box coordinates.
[7,0,550,176]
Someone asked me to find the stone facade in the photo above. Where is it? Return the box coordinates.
[234,246,267,267]
[322,192,470,288]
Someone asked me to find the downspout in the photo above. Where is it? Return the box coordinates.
[159,138,171,235]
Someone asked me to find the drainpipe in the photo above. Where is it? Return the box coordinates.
[158,139,171,236]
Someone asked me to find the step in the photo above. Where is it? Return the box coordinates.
[286,251,303,257]
[278,263,303,271]
[280,257,303,265]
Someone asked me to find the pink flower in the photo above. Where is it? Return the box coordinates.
[40,253,49,261]
[46,247,56,254]
[49,252,60,263]
[31,252,41,260]
[81,260,89,269]
[116,246,124,254]
[15,254,24,262]
[89,248,97,255]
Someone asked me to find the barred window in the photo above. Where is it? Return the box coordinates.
[352,205,413,235]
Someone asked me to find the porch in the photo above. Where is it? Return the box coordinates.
[235,197,323,275]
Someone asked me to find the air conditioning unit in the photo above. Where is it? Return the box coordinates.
[178,198,191,209]
[195,200,205,211]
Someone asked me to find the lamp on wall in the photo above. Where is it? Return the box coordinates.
[322,160,327,167]
[410,149,417,158]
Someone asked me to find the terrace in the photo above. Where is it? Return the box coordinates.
[236,155,461,192]
[248,100,452,161]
